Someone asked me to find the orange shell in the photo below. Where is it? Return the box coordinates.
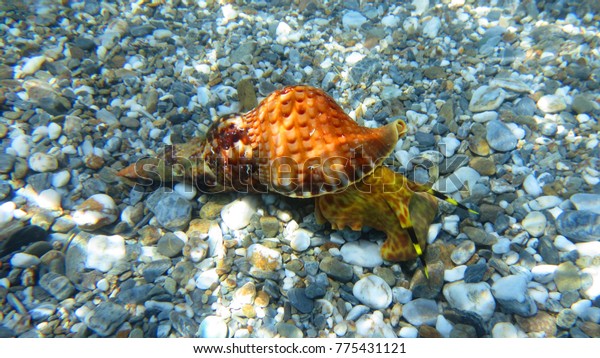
[242,86,407,197]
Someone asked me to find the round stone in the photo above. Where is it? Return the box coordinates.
[442,281,495,321]
[486,120,518,152]
[554,262,581,292]
[469,86,506,112]
[522,211,547,237]
[197,316,228,338]
[402,298,438,326]
[556,210,600,242]
[28,152,58,172]
[221,196,258,230]
[85,234,126,272]
[450,240,476,265]
[537,95,567,113]
[72,194,119,231]
[289,228,311,252]
[353,275,393,310]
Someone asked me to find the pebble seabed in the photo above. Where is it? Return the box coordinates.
[1,0,600,339]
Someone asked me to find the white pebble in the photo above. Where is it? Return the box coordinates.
[85,235,126,272]
[342,11,367,29]
[73,194,119,231]
[52,170,71,188]
[289,228,311,252]
[47,122,62,140]
[37,189,62,211]
[472,111,498,123]
[444,265,467,282]
[28,152,58,172]
[399,326,418,338]
[531,265,557,283]
[537,95,566,113]
[11,135,31,158]
[492,322,519,338]
[340,241,383,268]
[403,17,419,34]
[221,196,258,230]
[195,269,219,290]
[96,278,110,291]
[436,315,454,338]
[422,17,441,38]
[10,252,40,268]
[19,55,46,77]
[353,275,393,310]
[523,173,543,197]
[521,211,546,237]
[554,235,576,252]
[0,201,16,225]
[174,182,197,201]
[392,287,413,304]
[438,136,461,157]
[381,15,400,28]
[198,316,228,338]
[31,126,49,143]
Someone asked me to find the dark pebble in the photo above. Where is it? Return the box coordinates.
[130,24,156,37]
[439,154,469,175]
[431,122,449,135]
[142,259,172,283]
[305,283,326,299]
[116,283,154,304]
[464,262,487,283]
[73,36,96,51]
[85,302,129,337]
[170,311,199,337]
[0,153,16,173]
[287,287,314,314]
[538,237,560,264]
[415,131,436,147]
[319,257,353,283]
[410,262,444,299]
[0,180,11,201]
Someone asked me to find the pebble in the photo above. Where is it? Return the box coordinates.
[554,262,581,292]
[84,302,129,337]
[491,322,519,338]
[340,241,383,268]
[221,196,258,230]
[85,235,126,272]
[392,287,413,304]
[442,281,496,321]
[402,298,439,326]
[247,244,282,272]
[537,95,567,113]
[556,309,578,329]
[570,194,600,214]
[276,322,303,338]
[450,241,475,265]
[352,275,392,310]
[515,311,557,337]
[486,120,518,152]
[438,136,461,157]
[399,326,419,338]
[287,287,314,314]
[141,259,171,282]
[289,229,311,252]
[0,201,16,225]
[342,10,367,29]
[491,275,537,317]
[531,265,558,284]
[39,272,75,300]
[197,316,228,338]
[195,269,219,290]
[422,17,441,38]
[51,170,71,188]
[157,233,185,258]
[259,216,279,237]
[173,182,197,201]
[147,190,192,231]
[19,55,46,77]
[523,173,543,197]
[28,152,58,172]
[444,266,467,282]
[10,252,41,268]
[469,86,506,112]
[72,194,119,231]
[464,263,488,283]
[319,257,353,283]
[522,211,547,237]
[556,211,600,242]
[355,312,396,338]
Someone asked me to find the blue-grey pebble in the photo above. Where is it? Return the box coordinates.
[464,263,487,283]
[39,272,75,301]
[287,287,314,314]
[85,302,129,337]
[486,120,518,152]
[556,210,600,242]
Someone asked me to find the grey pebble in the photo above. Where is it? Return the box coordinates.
[319,257,353,283]
[157,233,185,258]
[276,322,303,338]
[116,283,154,304]
[287,287,314,314]
[39,272,75,301]
[556,210,600,242]
[486,120,517,152]
[142,259,172,283]
[350,57,381,86]
[85,302,129,337]
[146,189,192,231]
[464,262,487,283]
[556,309,578,329]
[169,311,198,337]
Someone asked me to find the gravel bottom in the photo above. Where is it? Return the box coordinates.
[1,0,600,338]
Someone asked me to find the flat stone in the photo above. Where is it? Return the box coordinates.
[570,194,600,214]
[402,298,438,326]
[522,211,547,237]
[146,190,192,231]
[469,86,506,112]
[451,240,476,265]
[515,311,557,337]
[537,95,567,113]
[491,275,537,317]
[287,287,314,314]
[84,302,129,337]
[319,256,353,282]
[39,272,75,300]
[276,322,303,338]
[157,233,185,258]
[259,216,280,237]
[340,241,383,267]
[556,210,600,242]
